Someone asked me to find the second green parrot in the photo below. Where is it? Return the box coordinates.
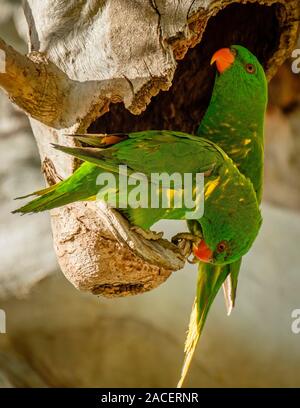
[178,45,267,386]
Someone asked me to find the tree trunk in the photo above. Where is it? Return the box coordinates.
[0,0,299,297]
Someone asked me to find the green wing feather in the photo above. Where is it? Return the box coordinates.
[13,131,223,215]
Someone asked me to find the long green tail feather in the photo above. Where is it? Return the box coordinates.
[177,263,230,388]
[12,162,101,214]
[12,188,81,214]
[15,182,62,200]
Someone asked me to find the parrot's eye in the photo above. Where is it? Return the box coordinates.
[245,63,256,74]
[216,241,228,253]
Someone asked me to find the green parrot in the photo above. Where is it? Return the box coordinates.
[199,45,267,309]
[14,131,261,270]
[178,45,267,387]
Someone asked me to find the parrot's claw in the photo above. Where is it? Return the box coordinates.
[187,255,199,264]
[171,233,201,262]
[130,226,164,241]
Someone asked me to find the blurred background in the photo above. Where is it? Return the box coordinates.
[0,0,300,387]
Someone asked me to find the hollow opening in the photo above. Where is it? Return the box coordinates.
[88,2,282,135]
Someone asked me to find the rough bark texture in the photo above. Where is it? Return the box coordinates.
[0,0,299,296]
[0,38,68,127]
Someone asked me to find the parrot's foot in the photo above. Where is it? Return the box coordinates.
[171,233,201,263]
[130,226,164,241]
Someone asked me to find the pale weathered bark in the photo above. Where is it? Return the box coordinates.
[0,38,69,127]
[0,0,299,296]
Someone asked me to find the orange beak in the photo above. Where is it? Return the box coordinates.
[210,48,235,74]
[193,240,213,263]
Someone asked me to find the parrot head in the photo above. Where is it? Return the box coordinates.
[192,170,262,266]
[193,203,262,265]
[193,232,256,265]
[210,44,268,109]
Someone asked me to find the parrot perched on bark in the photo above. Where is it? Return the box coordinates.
[14,131,262,269]
[178,45,267,387]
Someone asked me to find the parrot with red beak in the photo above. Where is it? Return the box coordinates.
[13,130,261,272]
[204,46,266,312]
[178,45,267,387]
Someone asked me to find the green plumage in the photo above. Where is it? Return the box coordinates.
[178,45,267,386]
[14,131,261,266]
